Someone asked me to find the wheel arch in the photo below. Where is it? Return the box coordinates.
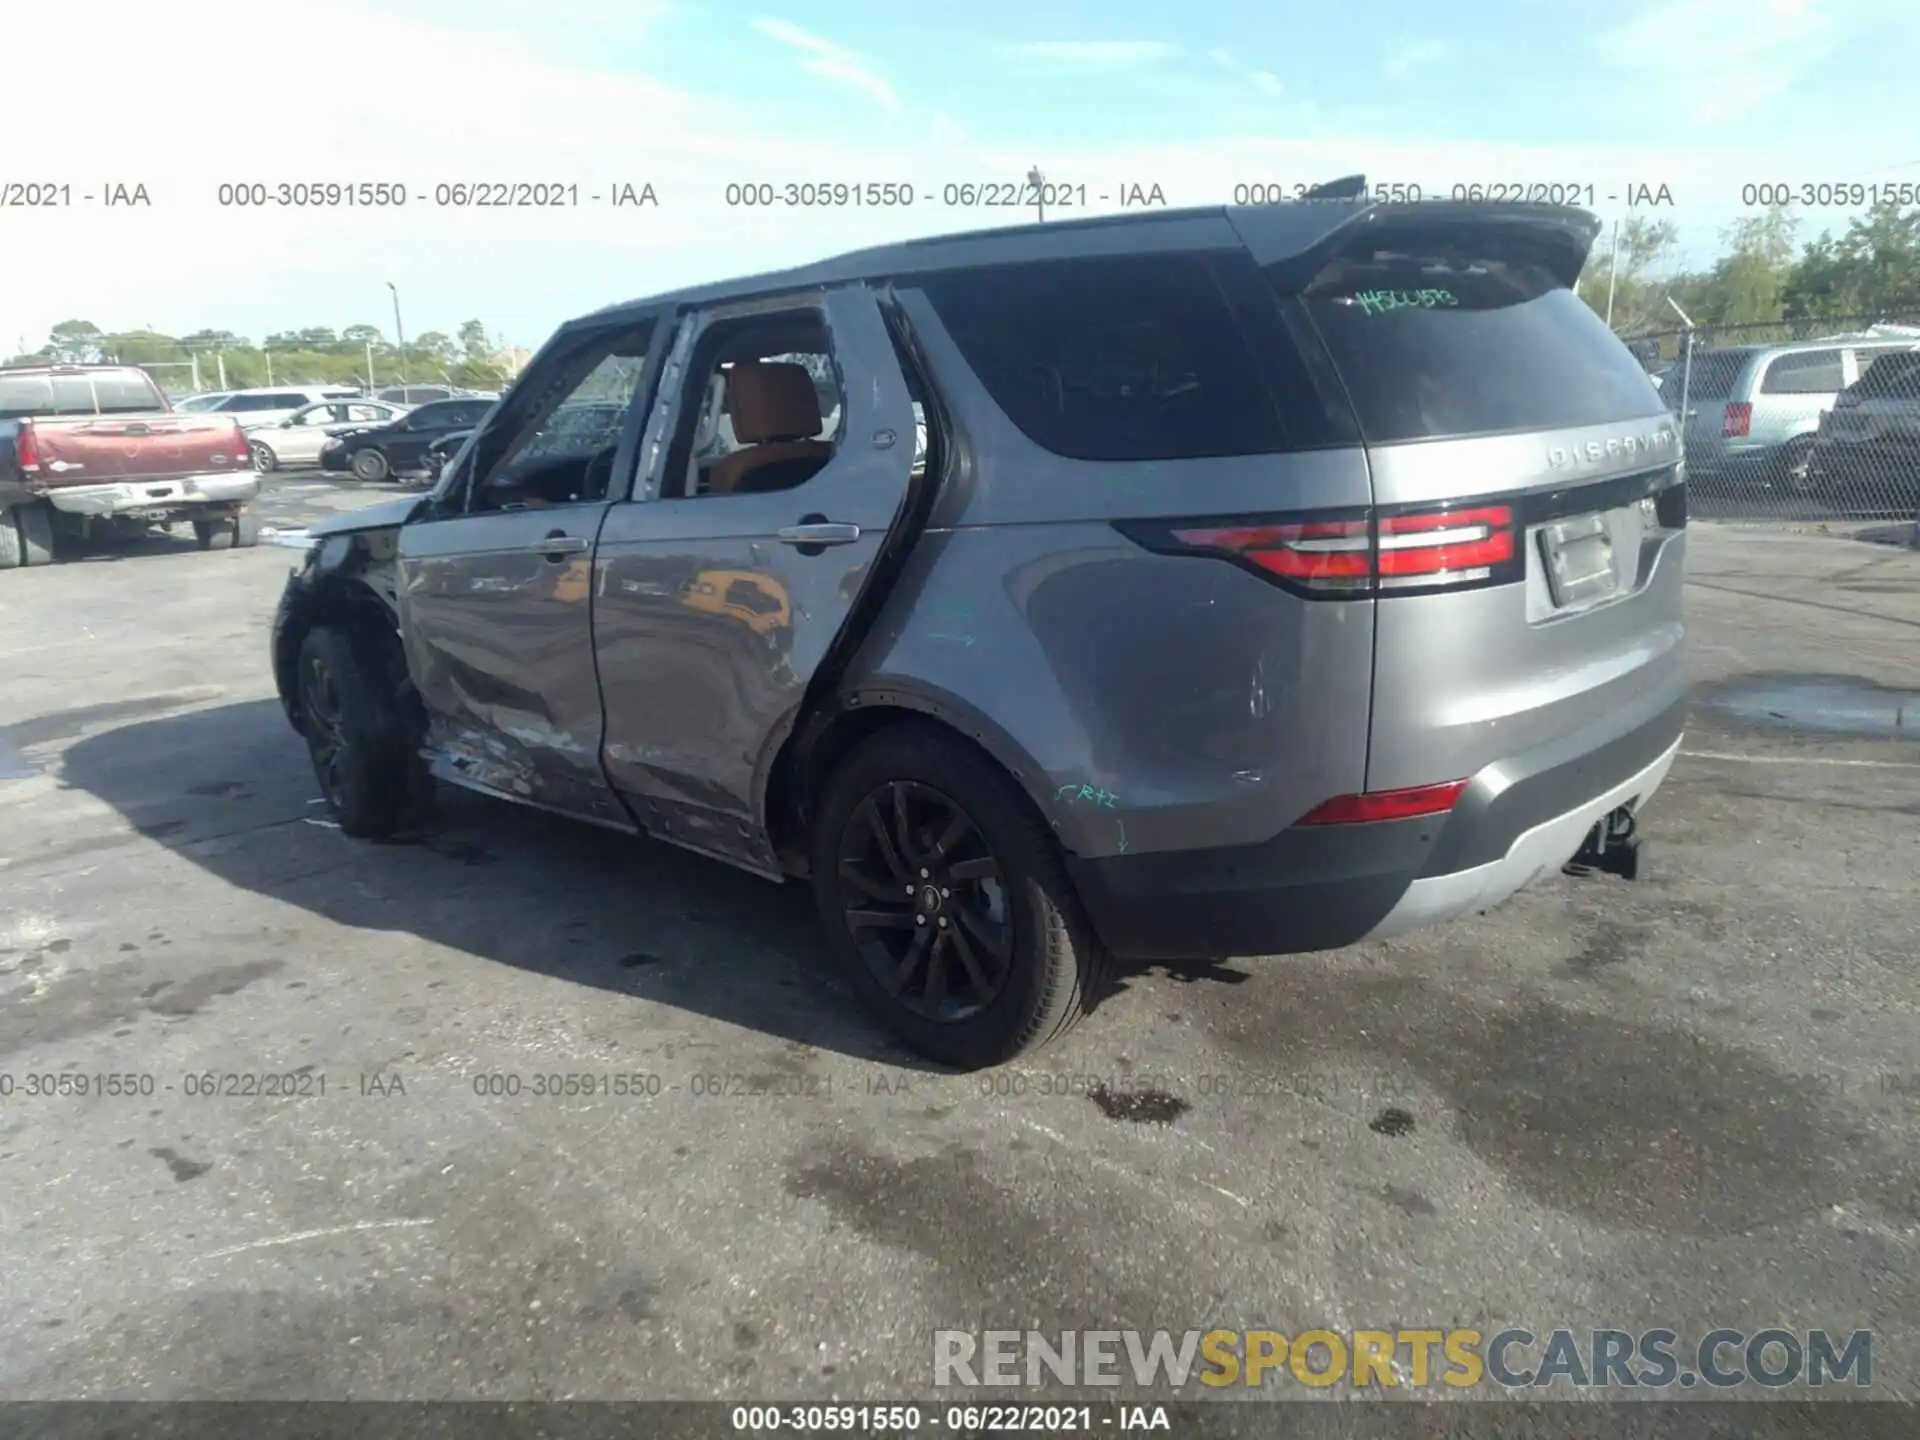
[762,684,1066,876]
[274,568,409,737]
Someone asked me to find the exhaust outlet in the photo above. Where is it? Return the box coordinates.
[1564,805,1641,880]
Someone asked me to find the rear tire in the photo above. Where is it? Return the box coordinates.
[15,501,54,565]
[1775,437,1819,497]
[251,440,278,472]
[295,624,416,838]
[351,448,391,483]
[0,509,23,569]
[809,724,1109,1069]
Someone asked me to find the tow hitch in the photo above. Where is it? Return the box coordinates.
[1564,804,1641,880]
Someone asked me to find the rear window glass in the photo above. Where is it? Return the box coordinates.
[1853,352,1920,398]
[0,369,161,418]
[1295,251,1667,443]
[1760,350,1843,395]
[915,253,1300,461]
[217,392,308,411]
[1679,352,1750,401]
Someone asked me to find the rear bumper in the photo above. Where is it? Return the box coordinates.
[38,472,260,518]
[1067,690,1688,961]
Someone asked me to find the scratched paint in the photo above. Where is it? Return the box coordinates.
[924,596,977,646]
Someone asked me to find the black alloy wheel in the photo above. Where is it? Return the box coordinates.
[294,625,416,837]
[810,723,1108,1067]
[301,646,350,812]
[837,780,1014,1023]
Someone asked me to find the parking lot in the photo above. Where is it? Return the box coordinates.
[2,474,1918,1403]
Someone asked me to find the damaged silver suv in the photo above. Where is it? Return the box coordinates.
[271,189,1688,1067]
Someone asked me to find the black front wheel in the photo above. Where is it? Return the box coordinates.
[1774,438,1820,497]
[811,725,1108,1068]
[296,624,418,838]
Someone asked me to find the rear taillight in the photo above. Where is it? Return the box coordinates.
[1297,779,1469,825]
[14,422,39,470]
[1376,505,1513,589]
[1722,401,1752,438]
[233,422,252,464]
[1167,519,1371,593]
[1147,502,1518,598]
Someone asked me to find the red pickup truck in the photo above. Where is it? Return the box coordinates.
[0,362,261,568]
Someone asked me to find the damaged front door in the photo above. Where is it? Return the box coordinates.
[395,314,664,826]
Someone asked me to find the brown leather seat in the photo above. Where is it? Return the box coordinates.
[708,361,834,495]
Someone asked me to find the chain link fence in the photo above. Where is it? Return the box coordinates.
[1618,311,1920,525]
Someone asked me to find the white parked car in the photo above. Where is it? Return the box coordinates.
[204,386,366,429]
[172,391,237,412]
[247,399,412,471]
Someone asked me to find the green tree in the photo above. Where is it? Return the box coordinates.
[1697,208,1797,325]
[457,318,491,361]
[178,328,247,349]
[1578,218,1682,334]
[413,330,457,366]
[341,323,388,352]
[97,330,185,364]
[1783,202,1920,320]
[48,319,105,362]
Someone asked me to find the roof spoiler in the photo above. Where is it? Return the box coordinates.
[1300,174,1369,201]
[1244,200,1603,295]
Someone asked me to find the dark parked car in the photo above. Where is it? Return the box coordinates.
[1809,348,1920,501]
[271,191,1686,1067]
[421,428,473,484]
[319,398,495,482]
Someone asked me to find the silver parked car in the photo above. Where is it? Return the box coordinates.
[247,399,410,471]
[1671,340,1915,493]
[270,191,1688,1067]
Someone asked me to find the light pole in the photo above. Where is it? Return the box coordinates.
[1604,219,1621,328]
[1028,165,1046,223]
[386,281,407,385]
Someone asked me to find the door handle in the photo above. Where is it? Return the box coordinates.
[529,532,587,561]
[777,521,860,547]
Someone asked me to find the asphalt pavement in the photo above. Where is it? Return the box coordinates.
[1,478,1917,1409]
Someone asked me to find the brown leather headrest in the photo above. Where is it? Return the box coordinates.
[725,361,822,444]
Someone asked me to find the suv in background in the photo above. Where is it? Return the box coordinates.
[270,194,1686,1067]
[1672,341,1912,494]
[208,386,365,429]
[376,385,499,406]
[1809,347,1920,502]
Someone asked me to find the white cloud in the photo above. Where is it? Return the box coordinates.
[1010,41,1180,67]
[1383,39,1453,79]
[1209,48,1284,97]
[2,0,1896,357]
[751,18,900,110]
[1595,0,1833,123]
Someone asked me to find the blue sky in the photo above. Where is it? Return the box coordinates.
[8,0,1915,359]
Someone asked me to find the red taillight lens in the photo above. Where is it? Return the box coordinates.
[15,422,39,470]
[1169,519,1371,592]
[1136,502,1520,598]
[1722,402,1751,438]
[1297,779,1469,826]
[1377,505,1514,585]
[233,422,252,464]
